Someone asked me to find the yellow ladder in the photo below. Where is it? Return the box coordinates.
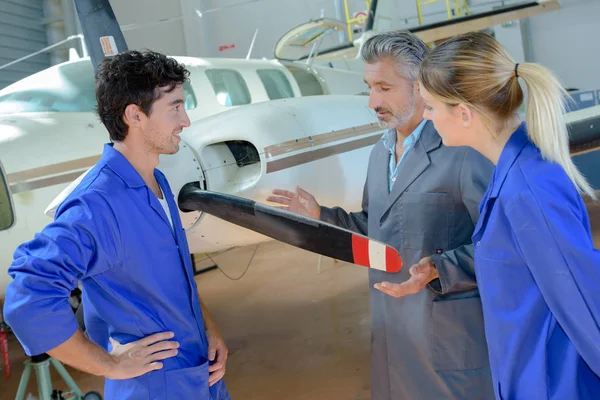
[343,0,371,42]
[416,0,470,25]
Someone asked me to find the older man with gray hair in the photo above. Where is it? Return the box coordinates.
[269,30,494,399]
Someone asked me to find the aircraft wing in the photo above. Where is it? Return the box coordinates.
[412,0,560,44]
[44,168,92,218]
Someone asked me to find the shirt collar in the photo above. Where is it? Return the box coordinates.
[100,143,147,189]
[382,119,427,154]
[489,122,529,199]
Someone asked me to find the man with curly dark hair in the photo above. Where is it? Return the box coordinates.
[3,50,231,399]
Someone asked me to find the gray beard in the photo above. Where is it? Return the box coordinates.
[377,107,415,129]
[376,91,417,130]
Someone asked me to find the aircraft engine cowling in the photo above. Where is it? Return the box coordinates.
[163,95,384,254]
[158,137,263,233]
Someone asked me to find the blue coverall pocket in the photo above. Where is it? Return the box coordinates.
[104,374,154,400]
[165,362,211,399]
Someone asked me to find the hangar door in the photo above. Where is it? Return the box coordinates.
[0,0,50,90]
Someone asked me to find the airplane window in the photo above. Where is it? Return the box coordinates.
[257,69,294,100]
[0,163,14,231]
[284,66,325,96]
[183,81,197,110]
[205,69,251,106]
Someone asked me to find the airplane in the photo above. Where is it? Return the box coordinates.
[1,0,599,301]
[0,0,378,298]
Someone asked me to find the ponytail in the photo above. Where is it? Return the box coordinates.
[518,63,597,200]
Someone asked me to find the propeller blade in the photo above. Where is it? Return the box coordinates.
[178,183,402,273]
[74,0,129,70]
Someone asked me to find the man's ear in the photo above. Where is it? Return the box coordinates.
[123,104,145,129]
[415,80,421,93]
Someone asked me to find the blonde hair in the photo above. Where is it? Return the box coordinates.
[419,32,596,200]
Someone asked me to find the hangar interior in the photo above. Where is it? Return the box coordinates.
[0,0,599,399]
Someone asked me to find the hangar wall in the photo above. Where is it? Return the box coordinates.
[528,0,600,91]
[174,0,600,91]
[81,0,598,94]
[178,0,368,59]
[110,0,188,56]
[0,0,50,89]
[3,0,597,94]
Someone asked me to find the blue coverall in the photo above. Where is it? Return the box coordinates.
[4,144,230,399]
[473,124,600,399]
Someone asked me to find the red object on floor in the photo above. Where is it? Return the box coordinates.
[0,326,9,381]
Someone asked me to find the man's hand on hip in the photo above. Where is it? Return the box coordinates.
[374,257,439,298]
[267,186,321,220]
[107,331,179,380]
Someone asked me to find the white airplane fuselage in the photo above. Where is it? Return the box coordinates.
[0,56,380,298]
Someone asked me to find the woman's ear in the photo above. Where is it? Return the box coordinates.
[455,103,473,127]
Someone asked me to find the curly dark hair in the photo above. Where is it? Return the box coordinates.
[95,50,190,141]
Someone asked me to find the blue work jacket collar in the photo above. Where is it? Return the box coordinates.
[488,122,529,199]
[100,143,148,189]
[98,145,177,236]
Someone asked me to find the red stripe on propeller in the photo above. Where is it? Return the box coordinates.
[351,235,370,267]
[385,245,402,273]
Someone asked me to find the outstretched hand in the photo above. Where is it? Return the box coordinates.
[267,186,321,220]
[374,257,439,298]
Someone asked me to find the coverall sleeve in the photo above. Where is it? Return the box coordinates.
[3,192,121,356]
[429,148,494,294]
[506,189,600,375]
[319,176,369,236]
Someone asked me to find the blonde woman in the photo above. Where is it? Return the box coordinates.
[418,32,600,399]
